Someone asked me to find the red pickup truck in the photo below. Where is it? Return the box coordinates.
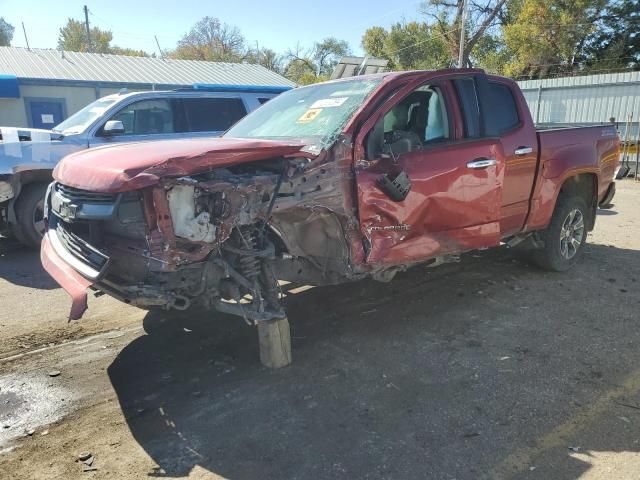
[41,69,619,331]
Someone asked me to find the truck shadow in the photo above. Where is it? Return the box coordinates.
[107,243,640,479]
[0,237,57,289]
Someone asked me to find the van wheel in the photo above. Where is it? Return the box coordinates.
[532,194,588,272]
[13,183,48,249]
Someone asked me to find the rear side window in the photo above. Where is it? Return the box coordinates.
[182,97,247,132]
[487,82,519,133]
[258,97,271,104]
[453,78,481,138]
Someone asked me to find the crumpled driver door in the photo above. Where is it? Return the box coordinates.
[354,76,505,266]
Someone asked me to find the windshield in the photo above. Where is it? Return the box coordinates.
[53,97,119,134]
[224,78,382,148]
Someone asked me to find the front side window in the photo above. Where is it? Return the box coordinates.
[224,78,382,149]
[367,85,450,159]
[383,85,449,143]
[106,99,174,136]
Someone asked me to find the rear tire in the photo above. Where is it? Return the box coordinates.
[531,194,589,272]
[13,183,48,249]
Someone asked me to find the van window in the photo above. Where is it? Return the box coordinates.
[108,99,174,135]
[453,78,481,138]
[487,82,520,133]
[182,97,247,132]
[258,97,271,104]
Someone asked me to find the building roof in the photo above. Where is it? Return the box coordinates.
[0,46,295,88]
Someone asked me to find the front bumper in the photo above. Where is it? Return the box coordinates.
[40,230,93,320]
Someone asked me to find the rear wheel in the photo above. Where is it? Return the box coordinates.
[13,183,48,249]
[531,194,588,272]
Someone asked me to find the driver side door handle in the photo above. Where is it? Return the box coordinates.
[467,158,497,169]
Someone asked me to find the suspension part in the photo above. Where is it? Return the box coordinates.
[237,228,261,280]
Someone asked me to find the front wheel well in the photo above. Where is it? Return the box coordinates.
[558,173,598,230]
[6,170,53,223]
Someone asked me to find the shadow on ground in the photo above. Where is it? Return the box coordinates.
[0,237,57,290]
[108,243,640,479]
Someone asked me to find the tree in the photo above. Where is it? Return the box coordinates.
[58,18,113,53]
[579,0,640,73]
[172,17,247,62]
[284,57,318,85]
[110,46,150,57]
[362,22,449,71]
[57,18,149,56]
[312,37,350,77]
[284,37,351,84]
[420,0,508,67]
[361,26,388,61]
[502,0,606,78]
[246,47,284,74]
[0,18,14,46]
[470,33,511,75]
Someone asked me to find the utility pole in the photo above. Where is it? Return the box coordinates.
[83,5,92,52]
[154,35,164,59]
[21,22,30,51]
[457,0,467,68]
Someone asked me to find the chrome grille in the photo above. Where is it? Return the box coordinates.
[55,183,116,204]
[55,222,109,273]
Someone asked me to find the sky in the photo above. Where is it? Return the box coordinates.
[2,0,424,56]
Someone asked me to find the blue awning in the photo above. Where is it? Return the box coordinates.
[0,74,20,98]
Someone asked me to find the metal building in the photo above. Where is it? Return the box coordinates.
[0,46,295,128]
[518,71,640,140]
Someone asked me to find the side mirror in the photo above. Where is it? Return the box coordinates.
[103,120,125,135]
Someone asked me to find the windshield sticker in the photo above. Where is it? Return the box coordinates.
[296,108,323,124]
[310,97,348,109]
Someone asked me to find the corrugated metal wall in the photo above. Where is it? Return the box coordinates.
[518,71,640,141]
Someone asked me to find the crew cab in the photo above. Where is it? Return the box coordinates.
[41,69,619,333]
[0,84,289,247]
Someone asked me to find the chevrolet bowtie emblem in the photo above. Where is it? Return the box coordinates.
[60,202,78,219]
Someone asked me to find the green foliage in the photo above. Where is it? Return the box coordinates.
[246,48,284,74]
[51,2,640,82]
[58,18,113,53]
[0,18,14,47]
[284,37,351,84]
[471,34,511,75]
[362,22,449,71]
[57,18,149,57]
[284,58,319,85]
[579,0,640,73]
[502,0,606,78]
[421,0,508,67]
[313,37,350,77]
[172,17,247,62]
[361,26,387,60]
[109,46,149,57]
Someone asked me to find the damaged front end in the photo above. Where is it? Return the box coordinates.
[44,146,358,323]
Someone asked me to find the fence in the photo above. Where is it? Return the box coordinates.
[517,71,640,142]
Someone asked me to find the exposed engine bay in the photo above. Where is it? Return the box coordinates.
[47,145,362,322]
